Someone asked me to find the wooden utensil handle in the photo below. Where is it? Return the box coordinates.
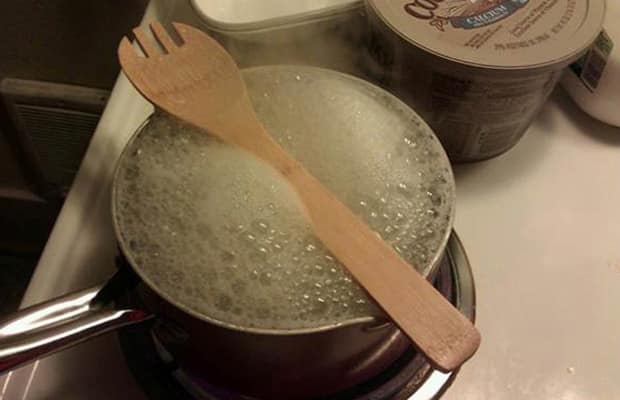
[235,122,480,372]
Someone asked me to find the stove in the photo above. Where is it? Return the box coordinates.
[2,0,620,399]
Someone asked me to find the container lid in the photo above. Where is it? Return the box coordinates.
[191,0,361,31]
[368,0,606,69]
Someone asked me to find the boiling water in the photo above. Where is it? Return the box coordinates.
[115,67,454,330]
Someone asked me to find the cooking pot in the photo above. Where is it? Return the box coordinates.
[0,66,456,399]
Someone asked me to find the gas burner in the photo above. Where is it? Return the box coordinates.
[118,233,475,400]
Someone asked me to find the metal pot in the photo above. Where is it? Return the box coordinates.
[0,66,456,399]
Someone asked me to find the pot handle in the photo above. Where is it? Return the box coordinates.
[0,273,153,374]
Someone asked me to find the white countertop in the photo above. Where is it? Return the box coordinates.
[2,1,620,398]
[446,90,620,399]
[445,89,620,400]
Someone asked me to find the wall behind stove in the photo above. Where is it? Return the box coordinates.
[0,0,147,253]
[0,0,148,88]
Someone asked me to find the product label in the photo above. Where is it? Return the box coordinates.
[428,70,561,159]
[405,0,529,31]
[570,30,613,92]
[371,0,600,67]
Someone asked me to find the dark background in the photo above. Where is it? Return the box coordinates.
[0,0,148,314]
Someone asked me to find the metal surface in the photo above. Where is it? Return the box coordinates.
[0,281,151,374]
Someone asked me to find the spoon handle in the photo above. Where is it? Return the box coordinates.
[226,116,480,372]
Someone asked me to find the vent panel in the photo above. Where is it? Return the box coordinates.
[1,79,109,197]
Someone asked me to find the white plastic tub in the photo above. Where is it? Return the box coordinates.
[190,0,366,73]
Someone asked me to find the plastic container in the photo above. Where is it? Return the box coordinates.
[365,0,605,162]
[190,0,366,73]
[562,1,619,127]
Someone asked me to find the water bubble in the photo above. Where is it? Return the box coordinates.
[221,251,235,262]
[384,225,396,237]
[215,295,232,311]
[260,272,273,285]
[426,209,439,218]
[231,280,245,292]
[397,183,410,196]
[252,219,270,232]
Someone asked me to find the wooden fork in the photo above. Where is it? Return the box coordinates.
[118,22,480,372]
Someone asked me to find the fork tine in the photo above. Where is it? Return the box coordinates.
[172,22,226,52]
[118,36,140,64]
[171,22,198,45]
[132,27,158,57]
[150,22,177,53]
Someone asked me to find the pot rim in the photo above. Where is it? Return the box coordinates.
[111,65,455,336]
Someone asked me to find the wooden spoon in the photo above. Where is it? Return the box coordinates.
[118,22,480,372]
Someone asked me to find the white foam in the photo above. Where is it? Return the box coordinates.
[115,67,454,330]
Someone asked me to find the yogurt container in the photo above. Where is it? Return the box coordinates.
[365,0,605,161]
[562,0,620,128]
